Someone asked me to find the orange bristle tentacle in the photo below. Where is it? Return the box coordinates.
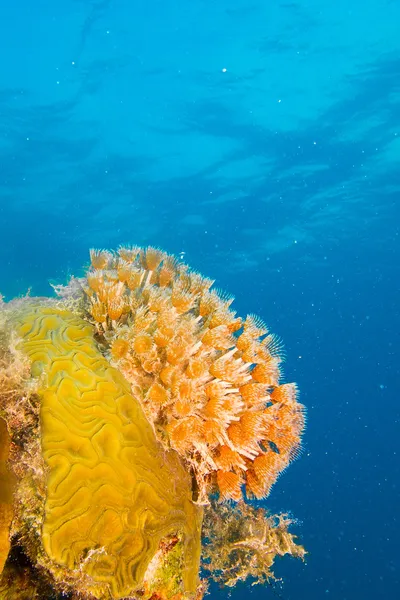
[246,468,269,499]
[116,260,132,283]
[146,382,169,407]
[215,445,247,472]
[146,288,168,313]
[212,288,235,307]
[108,297,125,321]
[82,245,305,504]
[158,256,178,287]
[271,382,298,404]
[239,410,266,441]
[264,333,286,358]
[188,272,214,295]
[243,314,269,338]
[118,245,140,263]
[111,338,130,360]
[87,270,104,292]
[202,419,228,448]
[201,325,234,350]
[209,353,252,386]
[208,305,242,331]
[166,338,190,365]
[171,282,198,314]
[227,422,260,460]
[168,417,204,452]
[216,470,242,501]
[159,364,179,388]
[90,248,110,270]
[240,382,270,409]
[132,306,155,332]
[251,356,281,386]
[144,247,164,271]
[173,398,193,418]
[90,300,107,324]
[132,333,154,355]
[185,357,210,380]
[199,291,220,318]
[157,308,179,337]
[127,268,145,290]
[253,452,288,486]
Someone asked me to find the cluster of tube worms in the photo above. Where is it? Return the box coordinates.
[84,247,305,503]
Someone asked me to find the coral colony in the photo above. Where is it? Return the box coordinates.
[0,246,305,599]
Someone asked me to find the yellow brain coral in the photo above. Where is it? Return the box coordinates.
[9,305,202,599]
[0,247,306,599]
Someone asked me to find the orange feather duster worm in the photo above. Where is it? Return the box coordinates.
[84,247,305,503]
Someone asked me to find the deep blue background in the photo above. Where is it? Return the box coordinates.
[1,1,399,599]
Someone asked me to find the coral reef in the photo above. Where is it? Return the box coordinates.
[0,247,306,600]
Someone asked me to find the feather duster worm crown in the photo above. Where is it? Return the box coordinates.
[84,246,306,503]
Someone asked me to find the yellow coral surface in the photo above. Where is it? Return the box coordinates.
[0,419,13,576]
[11,306,202,599]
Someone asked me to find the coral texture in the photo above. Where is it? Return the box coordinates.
[7,306,202,599]
[202,501,305,588]
[0,419,13,576]
[0,247,306,599]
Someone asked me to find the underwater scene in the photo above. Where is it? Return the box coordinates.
[0,1,399,599]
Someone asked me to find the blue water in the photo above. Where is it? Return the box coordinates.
[1,1,399,599]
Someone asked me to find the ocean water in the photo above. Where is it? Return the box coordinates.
[0,1,399,599]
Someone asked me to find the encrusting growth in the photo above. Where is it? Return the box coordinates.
[202,501,306,588]
[0,418,14,577]
[84,247,305,503]
[0,248,306,599]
